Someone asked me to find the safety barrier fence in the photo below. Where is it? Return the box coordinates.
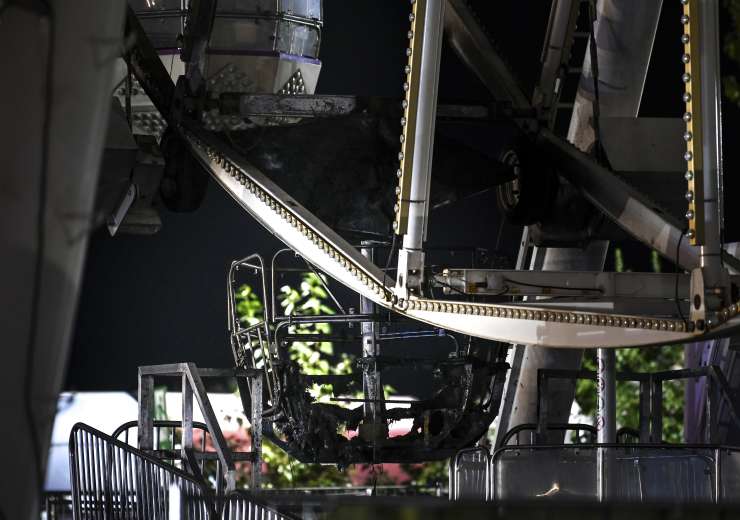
[450,443,740,503]
[69,423,298,519]
[221,491,296,520]
[69,423,213,519]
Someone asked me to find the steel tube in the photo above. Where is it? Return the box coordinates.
[444,0,531,109]
[397,0,445,295]
[539,127,701,270]
[360,243,383,424]
[698,0,724,287]
[597,348,617,443]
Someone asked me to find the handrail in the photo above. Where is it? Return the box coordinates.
[499,422,597,446]
[69,422,214,519]
[112,419,211,444]
[222,490,298,520]
[490,443,740,503]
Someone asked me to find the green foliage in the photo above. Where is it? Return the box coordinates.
[235,284,264,326]
[260,440,349,488]
[724,0,740,106]
[234,272,354,487]
[400,460,449,487]
[278,272,353,401]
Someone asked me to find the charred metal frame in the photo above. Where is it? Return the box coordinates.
[226,248,508,463]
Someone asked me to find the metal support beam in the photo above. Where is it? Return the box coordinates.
[359,243,385,440]
[181,373,194,463]
[567,0,663,148]
[596,354,614,503]
[539,128,700,270]
[444,0,531,110]
[696,0,724,288]
[396,0,445,298]
[651,375,664,442]
[137,364,263,492]
[138,372,155,451]
[250,375,263,490]
[436,269,703,300]
[493,229,545,448]
[596,348,616,443]
[499,0,662,446]
[0,2,125,517]
[534,0,581,123]
[124,5,175,122]
[506,243,608,443]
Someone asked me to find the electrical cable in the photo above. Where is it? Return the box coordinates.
[502,277,603,295]
[24,0,54,496]
[430,278,471,297]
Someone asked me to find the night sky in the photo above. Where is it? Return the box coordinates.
[65,1,739,392]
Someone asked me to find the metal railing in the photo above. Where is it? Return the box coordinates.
[449,447,490,501]
[41,491,73,519]
[69,422,214,519]
[491,444,740,503]
[221,491,296,520]
[499,423,597,446]
[449,441,740,503]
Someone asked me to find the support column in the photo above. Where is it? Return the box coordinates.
[395,0,445,298]
[696,0,724,290]
[596,347,616,501]
[499,0,662,444]
[359,243,386,442]
[504,242,609,442]
[0,2,125,518]
[596,348,617,443]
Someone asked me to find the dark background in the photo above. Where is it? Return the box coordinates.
[65,1,738,392]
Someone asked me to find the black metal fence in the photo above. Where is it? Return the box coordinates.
[69,423,214,519]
